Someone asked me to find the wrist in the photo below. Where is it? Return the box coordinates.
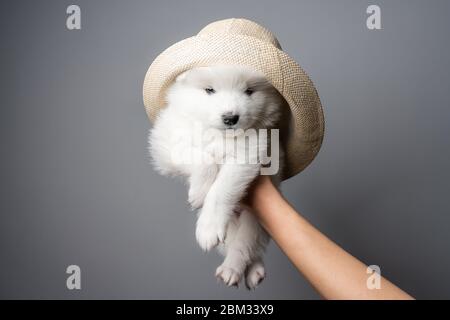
[251,177,283,217]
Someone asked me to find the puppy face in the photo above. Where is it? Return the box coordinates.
[166,65,283,130]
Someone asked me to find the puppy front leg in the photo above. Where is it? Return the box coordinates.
[188,164,218,209]
[195,163,260,251]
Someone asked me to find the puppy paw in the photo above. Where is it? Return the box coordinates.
[216,264,242,287]
[245,261,265,290]
[195,213,227,251]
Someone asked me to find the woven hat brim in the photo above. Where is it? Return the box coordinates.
[143,33,324,180]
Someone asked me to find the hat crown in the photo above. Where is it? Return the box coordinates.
[198,18,282,49]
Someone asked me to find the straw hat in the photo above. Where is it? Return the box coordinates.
[143,18,324,180]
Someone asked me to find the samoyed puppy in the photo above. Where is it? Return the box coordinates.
[149,65,285,289]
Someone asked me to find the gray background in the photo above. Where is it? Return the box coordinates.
[1,0,450,299]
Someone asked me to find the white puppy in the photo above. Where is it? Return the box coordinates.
[149,65,285,289]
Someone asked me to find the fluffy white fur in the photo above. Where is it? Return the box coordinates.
[149,65,285,289]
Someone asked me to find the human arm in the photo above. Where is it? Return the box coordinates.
[246,176,414,300]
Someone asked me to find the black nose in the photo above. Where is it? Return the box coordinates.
[222,114,239,126]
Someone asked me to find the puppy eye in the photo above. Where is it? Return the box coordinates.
[244,88,254,96]
[204,87,215,94]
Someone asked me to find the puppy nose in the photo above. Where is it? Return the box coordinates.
[222,113,239,126]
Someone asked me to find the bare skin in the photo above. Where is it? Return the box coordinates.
[245,175,414,300]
